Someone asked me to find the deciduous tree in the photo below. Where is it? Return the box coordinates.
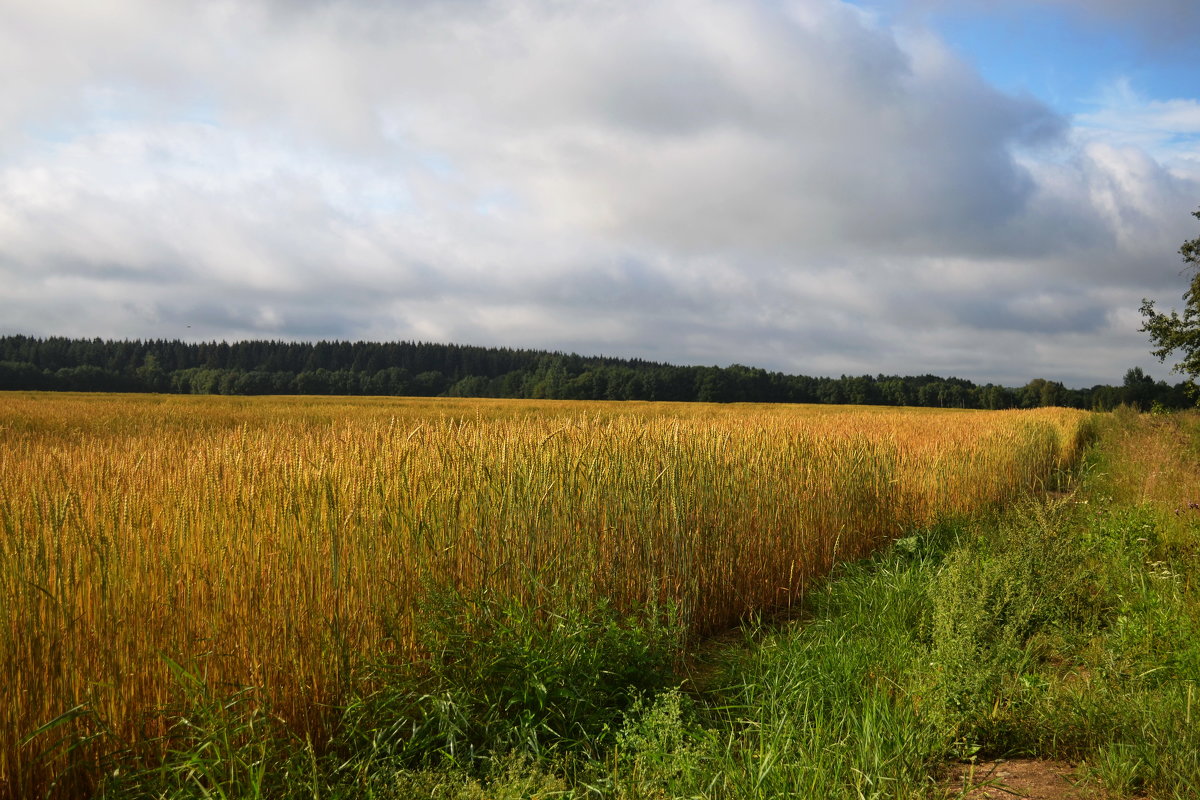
[1141,207,1200,399]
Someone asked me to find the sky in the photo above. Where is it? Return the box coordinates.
[1,0,1198,388]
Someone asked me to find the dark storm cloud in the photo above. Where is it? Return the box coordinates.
[1022,0,1200,46]
[163,300,364,340]
[953,296,1109,335]
[896,0,1200,44]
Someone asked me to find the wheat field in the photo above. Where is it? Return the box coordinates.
[0,393,1093,797]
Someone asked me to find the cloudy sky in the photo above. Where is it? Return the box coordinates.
[2,0,1198,387]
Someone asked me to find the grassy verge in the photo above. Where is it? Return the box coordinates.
[35,410,1200,799]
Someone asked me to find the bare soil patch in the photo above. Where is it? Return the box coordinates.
[945,759,1118,799]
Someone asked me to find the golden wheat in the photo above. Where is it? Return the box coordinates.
[0,392,1092,797]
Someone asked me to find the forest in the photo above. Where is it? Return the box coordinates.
[0,334,1191,410]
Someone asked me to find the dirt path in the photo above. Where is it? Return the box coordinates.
[945,759,1119,799]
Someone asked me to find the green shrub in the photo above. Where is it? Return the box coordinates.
[924,505,1115,752]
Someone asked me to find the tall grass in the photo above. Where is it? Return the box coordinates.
[0,393,1092,797]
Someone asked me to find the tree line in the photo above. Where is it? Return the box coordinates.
[0,335,1191,410]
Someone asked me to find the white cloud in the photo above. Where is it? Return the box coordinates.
[0,0,1197,386]
[1075,79,1200,177]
